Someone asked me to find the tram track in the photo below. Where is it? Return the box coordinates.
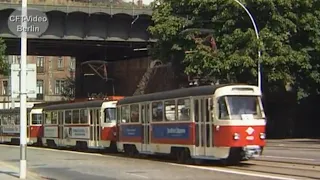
[228,160,320,180]
[254,157,320,167]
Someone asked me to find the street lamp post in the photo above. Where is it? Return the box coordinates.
[233,0,262,92]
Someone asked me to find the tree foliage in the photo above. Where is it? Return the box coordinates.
[0,38,9,76]
[148,0,320,98]
[61,76,75,101]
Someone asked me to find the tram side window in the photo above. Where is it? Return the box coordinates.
[146,104,150,123]
[218,97,229,120]
[164,100,176,121]
[14,114,20,125]
[65,110,72,124]
[80,109,88,124]
[2,115,8,125]
[121,106,130,123]
[130,104,139,123]
[45,112,52,124]
[177,98,190,121]
[58,111,64,125]
[52,112,58,124]
[152,102,163,122]
[32,114,42,125]
[72,110,80,124]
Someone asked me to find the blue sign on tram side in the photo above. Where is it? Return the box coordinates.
[121,125,142,137]
[152,124,190,139]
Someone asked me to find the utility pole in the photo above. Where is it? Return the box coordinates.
[19,0,28,178]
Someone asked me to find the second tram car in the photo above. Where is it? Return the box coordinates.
[116,84,266,163]
[0,108,31,144]
[41,97,122,150]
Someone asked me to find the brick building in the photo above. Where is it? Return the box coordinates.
[0,55,75,109]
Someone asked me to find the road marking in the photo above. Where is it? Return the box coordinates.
[167,163,298,180]
[0,160,43,180]
[126,173,149,179]
[262,155,316,161]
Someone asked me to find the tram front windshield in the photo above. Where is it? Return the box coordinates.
[32,114,43,124]
[218,96,263,120]
[104,108,116,123]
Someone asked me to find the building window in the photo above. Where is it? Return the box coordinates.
[57,57,64,70]
[36,56,44,67]
[69,57,75,71]
[36,80,44,100]
[2,80,8,95]
[37,56,44,73]
[36,80,43,94]
[9,56,20,64]
[55,80,65,95]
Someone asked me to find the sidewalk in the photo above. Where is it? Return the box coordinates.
[266,138,320,149]
[0,161,42,180]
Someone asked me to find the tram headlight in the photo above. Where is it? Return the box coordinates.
[260,133,266,139]
[233,133,240,140]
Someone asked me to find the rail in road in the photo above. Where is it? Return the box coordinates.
[227,159,320,180]
[1,143,319,180]
[0,0,152,9]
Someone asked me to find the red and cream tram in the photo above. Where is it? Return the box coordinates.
[41,96,123,150]
[0,84,266,165]
[0,108,31,144]
[116,84,266,164]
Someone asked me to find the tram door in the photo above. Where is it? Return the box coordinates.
[90,109,100,147]
[194,98,212,156]
[141,104,150,152]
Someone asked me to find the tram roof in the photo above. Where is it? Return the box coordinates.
[43,100,104,111]
[118,84,236,105]
[0,107,32,113]
[32,101,71,108]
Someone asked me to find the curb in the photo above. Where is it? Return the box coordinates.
[0,161,43,180]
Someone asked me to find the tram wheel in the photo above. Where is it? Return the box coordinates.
[177,148,191,164]
[124,145,138,157]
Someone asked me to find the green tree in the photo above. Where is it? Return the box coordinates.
[61,76,75,101]
[0,38,9,76]
[148,0,320,98]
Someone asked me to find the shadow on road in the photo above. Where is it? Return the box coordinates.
[0,170,19,178]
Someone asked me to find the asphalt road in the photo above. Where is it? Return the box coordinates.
[0,145,287,180]
[260,140,320,165]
